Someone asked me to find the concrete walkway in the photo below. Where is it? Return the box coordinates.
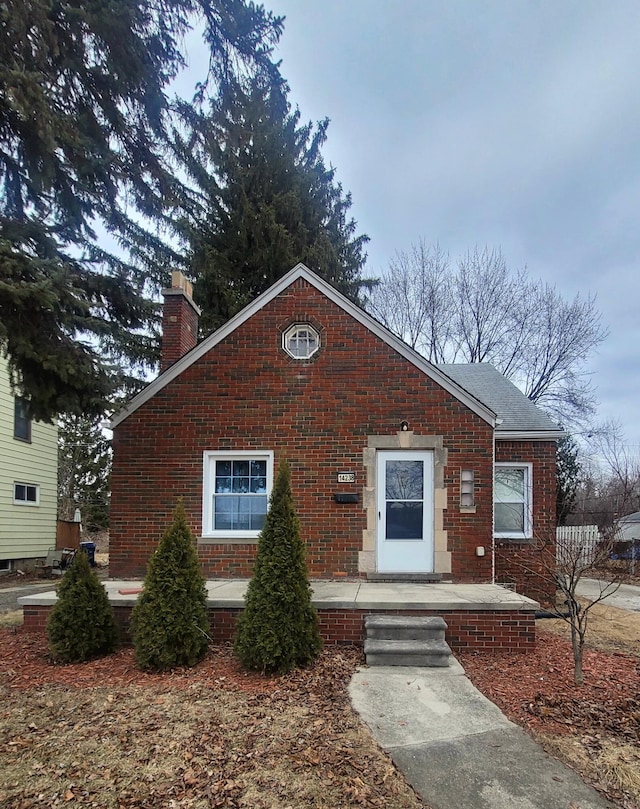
[576,578,640,612]
[350,661,614,809]
[10,577,620,806]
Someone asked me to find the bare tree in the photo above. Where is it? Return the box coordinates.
[453,246,533,371]
[366,242,608,431]
[552,531,620,686]
[573,420,640,538]
[514,284,603,427]
[367,241,452,361]
[502,422,638,686]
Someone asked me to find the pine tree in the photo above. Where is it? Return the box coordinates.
[176,82,372,335]
[234,458,321,674]
[131,500,209,671]
[0,0,283,421]
[58,413,111,531]
[47,550,118,663]
[557,434,581,525]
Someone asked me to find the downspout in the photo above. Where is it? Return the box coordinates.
[491,419,502,584]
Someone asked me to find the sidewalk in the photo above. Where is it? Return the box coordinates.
[576,578,640,612]
[0,580,61,613]
[350,661,614,809]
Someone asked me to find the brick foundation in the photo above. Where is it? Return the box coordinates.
[23,605,535,652]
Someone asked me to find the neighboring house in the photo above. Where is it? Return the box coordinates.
[616,511,640,542]
[110,265,564,602]
[0,355,58,572]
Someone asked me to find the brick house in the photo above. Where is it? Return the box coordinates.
[109,264,563,603]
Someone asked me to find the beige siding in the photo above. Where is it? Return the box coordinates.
[0,356,58,560]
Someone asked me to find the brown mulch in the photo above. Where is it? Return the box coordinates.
[458,631,640,740]
[459,628,640,807]
[0,628,353,695]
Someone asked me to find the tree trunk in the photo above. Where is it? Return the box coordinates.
[570,624,584,686]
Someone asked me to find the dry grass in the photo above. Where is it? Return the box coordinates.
[0,610,22,628]
[539,735,640,807]
[539,599,640,656]
[0,643,425,809]
[1,685,410,808]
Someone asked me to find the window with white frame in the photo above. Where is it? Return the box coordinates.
[283,324,320,359]
[202,451,273,538]
[14,482,39,505]
[494,463,532,538]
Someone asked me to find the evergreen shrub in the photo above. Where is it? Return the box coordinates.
[47,549,118,663]
[131,499,209,671]
[234,458,322,673]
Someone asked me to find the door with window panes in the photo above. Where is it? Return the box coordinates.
[376,451,434,572]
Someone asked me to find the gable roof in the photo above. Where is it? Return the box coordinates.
[110,264,558,438]
[437,363,563,439]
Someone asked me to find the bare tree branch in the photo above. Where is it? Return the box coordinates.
[366,241,608,431]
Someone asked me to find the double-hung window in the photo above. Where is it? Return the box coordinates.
[202,451,273,539]
[14,397,31,442]
[494,463,532,539]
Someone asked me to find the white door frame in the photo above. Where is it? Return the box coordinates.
[376,450,434,573]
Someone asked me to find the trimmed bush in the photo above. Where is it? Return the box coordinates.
[234,458,321,673]
[131,499,209,671]
[47,549,118,663]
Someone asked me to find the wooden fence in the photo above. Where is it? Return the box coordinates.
[556,525,601,567]
[56,520,81,550]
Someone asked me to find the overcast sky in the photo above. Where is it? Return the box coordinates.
[239,1,639,450]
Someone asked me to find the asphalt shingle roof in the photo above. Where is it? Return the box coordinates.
[436,363,562,434]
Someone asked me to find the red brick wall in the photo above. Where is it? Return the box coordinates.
[494,440,557,605]
[161,290,199,371]
[110,278,553,600]
[111,279,495,582]
[23,604,535,652]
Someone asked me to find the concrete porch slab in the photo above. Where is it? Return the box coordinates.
[19,579,539,612]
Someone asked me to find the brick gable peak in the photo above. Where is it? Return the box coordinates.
[111,263,496,428]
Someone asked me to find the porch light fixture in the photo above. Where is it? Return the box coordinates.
[400,420,410,431]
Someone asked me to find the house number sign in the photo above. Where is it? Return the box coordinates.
[337,472,355,483]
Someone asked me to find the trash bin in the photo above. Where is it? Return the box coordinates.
[80,541,96,567]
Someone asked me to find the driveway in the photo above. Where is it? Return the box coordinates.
[576,578,640,612]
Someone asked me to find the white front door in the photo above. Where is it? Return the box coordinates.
[376,451,434,573]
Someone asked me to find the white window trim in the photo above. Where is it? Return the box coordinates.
[493,462,533,539]
[13,482,40,506]
[202,450,274,540]
[282,323,320,360]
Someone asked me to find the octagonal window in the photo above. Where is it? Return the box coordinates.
[283,324,320,359]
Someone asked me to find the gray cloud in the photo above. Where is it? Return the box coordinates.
[262,1,640,448]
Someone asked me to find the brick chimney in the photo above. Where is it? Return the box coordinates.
[161,271,201,371]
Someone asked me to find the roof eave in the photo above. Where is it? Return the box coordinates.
[496,429,566,441]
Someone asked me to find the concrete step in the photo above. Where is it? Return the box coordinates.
[365,614,447,642]
[364,637,452,667]
[366,573,445,583]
